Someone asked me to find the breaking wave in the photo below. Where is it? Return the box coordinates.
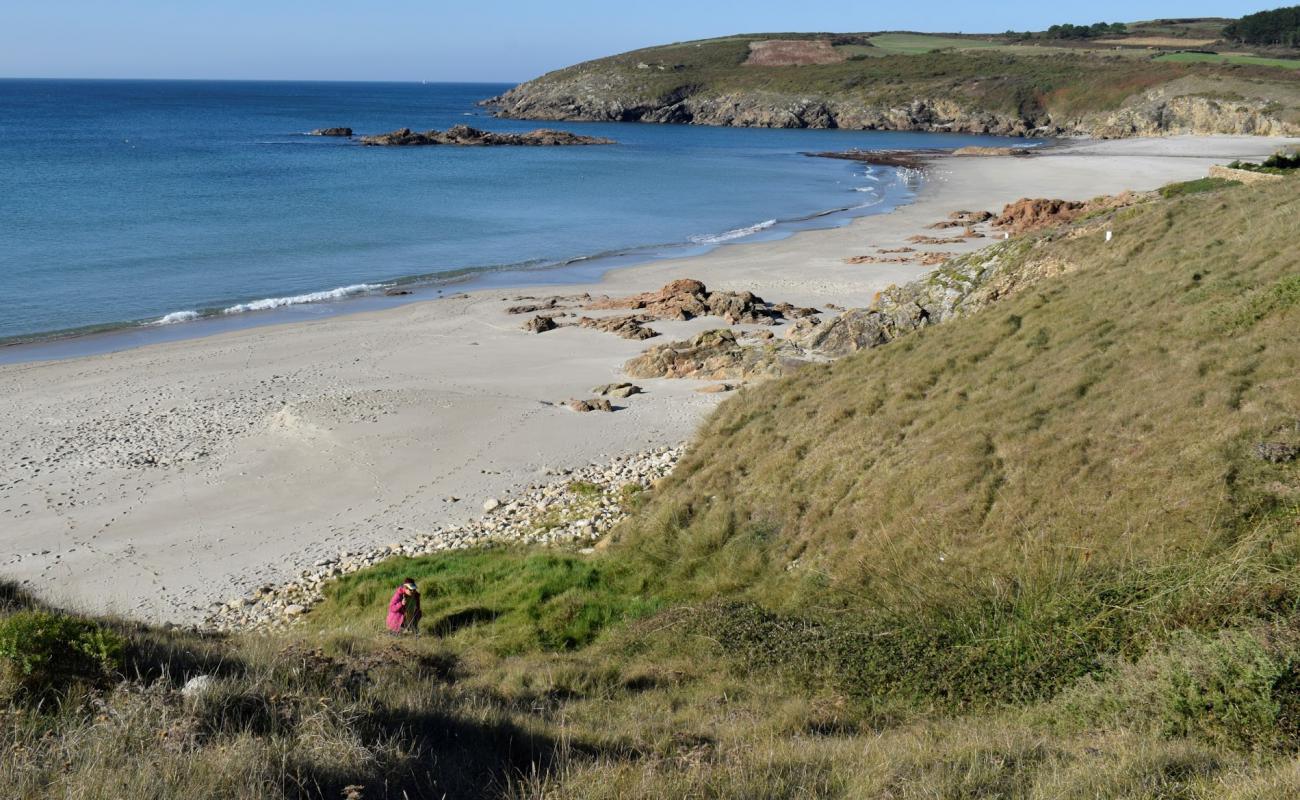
[689,219,777,245]
[151,310,200,325]
[221,284,385,315]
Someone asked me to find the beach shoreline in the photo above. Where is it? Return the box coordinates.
[0,155,920,365]
[3,134,1296,624]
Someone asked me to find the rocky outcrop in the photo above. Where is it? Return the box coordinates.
[586,279,812,325]
[993,199,1088,234]
[1209,165,1286,185]
[490,85,1049,136]
[789,232,1100,357]
[993,192,1145,235]
[568,398,615,412]
[359,124,614,147]
[592,382,643,398]
[310,127,353,137]
[578,315,659,340]
[624,329,797,380]
[630,206,1127,380]
[487,67,1299,139]
[523,315,559,333]
[1083,86,1298,138]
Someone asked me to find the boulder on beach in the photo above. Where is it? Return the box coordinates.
[585,279,791,325]
[592,382,643,398]
[624,329,792,381]
[578,315,659,340]
[568,398,615,413]
[523,315,559,333]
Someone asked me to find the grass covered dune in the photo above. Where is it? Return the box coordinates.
[4,176,1300,797]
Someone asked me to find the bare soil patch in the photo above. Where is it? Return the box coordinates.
[745,40,845,66]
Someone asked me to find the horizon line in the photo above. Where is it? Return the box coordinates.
[0,76,524,85]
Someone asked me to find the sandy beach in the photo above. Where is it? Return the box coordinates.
[2,134,1295,623]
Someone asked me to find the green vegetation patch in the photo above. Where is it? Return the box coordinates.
[0,611,123,703]
[1048,628,1300,751]
[1228,150,1300,172]
[863,33,1003,55]
[311,549,661,654]
[1155,51,1300,69]
[1158,176,1242,197]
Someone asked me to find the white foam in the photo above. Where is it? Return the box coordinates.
[151,310,200,326]
[221,284,384,315]
[689,219,777,245]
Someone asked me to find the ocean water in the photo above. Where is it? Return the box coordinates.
[0,80,1029,347]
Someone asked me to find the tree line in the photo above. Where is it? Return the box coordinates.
[1223,5,1300,47]
[1004,22,1129,40]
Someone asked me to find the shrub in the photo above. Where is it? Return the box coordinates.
[1049,629,1300,750]
[0,611,124,703]
[1227,152,1300,174]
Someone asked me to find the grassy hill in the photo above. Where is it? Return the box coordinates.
[5,176,1300,798]
[487,26,1300,137]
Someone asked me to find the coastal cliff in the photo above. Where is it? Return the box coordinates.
[487,34,1300,137]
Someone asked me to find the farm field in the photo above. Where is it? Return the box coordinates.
[1155,50,1300,69]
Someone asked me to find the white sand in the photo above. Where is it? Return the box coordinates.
[1,135,1294,622]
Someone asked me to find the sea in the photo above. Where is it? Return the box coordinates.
[0,80,1033,358]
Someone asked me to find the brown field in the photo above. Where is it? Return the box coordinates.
[745,39,845,66]
[1094,36,1218,47]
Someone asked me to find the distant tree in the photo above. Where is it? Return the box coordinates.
[1224,5,1300,47]
[1041,21,1128,40]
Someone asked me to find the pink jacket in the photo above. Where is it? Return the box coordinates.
[387,587,407,632]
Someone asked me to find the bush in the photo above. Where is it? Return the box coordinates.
[1227,152,1300,174]
[0,611,124,702]
[1049,629,1300,750]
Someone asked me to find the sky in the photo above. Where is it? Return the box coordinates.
[0,0,1278,82]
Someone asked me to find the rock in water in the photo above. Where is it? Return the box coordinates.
[309,127,353,137]
[359,125,614,147]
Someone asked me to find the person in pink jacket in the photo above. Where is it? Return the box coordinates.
[386,577,420,633]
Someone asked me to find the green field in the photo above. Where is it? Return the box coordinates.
[1156,50,1300,69]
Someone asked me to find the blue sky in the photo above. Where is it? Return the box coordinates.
[0,1,1277,82]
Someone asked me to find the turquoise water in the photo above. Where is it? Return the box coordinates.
[0,80,1028,347]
